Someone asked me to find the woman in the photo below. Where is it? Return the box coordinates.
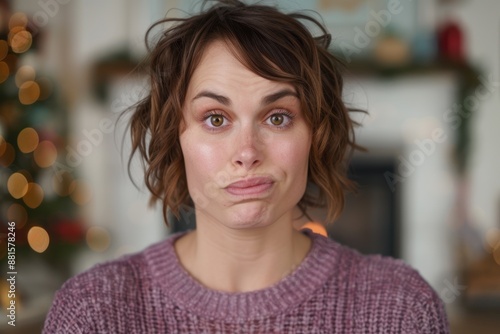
[44,1,449,333]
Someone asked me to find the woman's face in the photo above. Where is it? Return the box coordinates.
[179,41,312,230]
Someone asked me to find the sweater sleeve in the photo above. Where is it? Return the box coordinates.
[42,279,95,334]
[43,256,140,334]
[408,292,450,334]
[356,254,451,333]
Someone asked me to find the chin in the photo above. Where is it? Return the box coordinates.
[225,204,273,228]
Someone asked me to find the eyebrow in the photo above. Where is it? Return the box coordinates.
[191,88,298,107]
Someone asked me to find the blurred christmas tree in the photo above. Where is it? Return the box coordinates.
[0,1,86,275]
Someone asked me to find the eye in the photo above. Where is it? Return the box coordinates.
[270,114,284,126]
[265,111,294,129]
[209,114,224,127]
[202,112,227,129]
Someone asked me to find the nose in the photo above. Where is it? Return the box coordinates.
[232,124,264,170]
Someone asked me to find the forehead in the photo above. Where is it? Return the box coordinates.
[187,40,296,94]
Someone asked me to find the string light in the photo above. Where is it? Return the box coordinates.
[33,140,57,167]
[17,169,33,183]
[27,226,50,253]
[0,135,6,156]
[19,80,40,105]
[69,180,92,205]
[8,13,28,30]
[3,54,17,70]
[0,40,8,61]
[7,26,24,45]
[494,248,500,266]
[7,172,29,199]
[7,203,28,229]
[0,142,15,167]
[0,61,9,84]
[11,30,32,54]
[86,226,111,252]
[23,183,44,209]
[15,65,36,88]
[17,127,39,153]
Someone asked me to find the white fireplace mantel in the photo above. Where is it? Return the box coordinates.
[345,72,459,290]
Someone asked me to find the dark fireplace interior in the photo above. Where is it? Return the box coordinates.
[326,158,400,258]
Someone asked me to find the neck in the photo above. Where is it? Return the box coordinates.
[174,212,312,293]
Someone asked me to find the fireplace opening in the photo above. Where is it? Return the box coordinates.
[326,157,400,258]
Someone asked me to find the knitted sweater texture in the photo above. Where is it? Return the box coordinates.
[43,229,449,333]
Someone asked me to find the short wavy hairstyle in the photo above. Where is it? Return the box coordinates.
[127,0,360,227]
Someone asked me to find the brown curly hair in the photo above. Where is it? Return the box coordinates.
[126,0,360,227]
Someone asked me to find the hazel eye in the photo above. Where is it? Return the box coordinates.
[209,114,224,127]
[265,111,294,129]
[270,114,284,125]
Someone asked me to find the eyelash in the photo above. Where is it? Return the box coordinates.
[201,110,295,132]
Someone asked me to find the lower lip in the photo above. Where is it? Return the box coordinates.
[225,182,274,196]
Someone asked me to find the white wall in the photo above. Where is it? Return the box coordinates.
[454,0,500,233]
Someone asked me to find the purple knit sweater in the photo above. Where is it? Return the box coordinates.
[43,229,449,333]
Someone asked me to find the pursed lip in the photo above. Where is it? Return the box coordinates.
[224,176,275,196]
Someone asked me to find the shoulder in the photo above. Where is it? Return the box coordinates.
[43,238,170,333]
[353,251,449,331]
[314,232,435,297]
[57,239,164,296]
[311,233,449,332]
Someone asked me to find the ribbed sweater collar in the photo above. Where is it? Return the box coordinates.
[145,228,339,322]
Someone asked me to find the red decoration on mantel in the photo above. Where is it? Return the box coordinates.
[438,20,465,62]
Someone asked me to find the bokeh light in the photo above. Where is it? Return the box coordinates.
[19,80,40,105]
[27,226,50,253]
[7,203,28,229]
[494,247,500,266]
[11,30,32,54]
[86,226,111,252]
[0,40,8,61]
[485,228,500,253]
[33,140,57,167]
[15,65,36,87]
[7,26,24,45]
[7,172,29,199]
[0,142,15,167]
[0,135,6,156]
[17,127,39,153]
[3,54,17,72]
[8,13,28,30]
[300,222,328,237]
[69,179,92,205]
[0,61,9,84]
[17,169,33,183]
[23,183,44,209]
[52,171,73,196]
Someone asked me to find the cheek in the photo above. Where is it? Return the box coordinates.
[273,133,311,176]
[180,132,226,184]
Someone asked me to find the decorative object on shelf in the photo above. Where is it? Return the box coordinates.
[373,30,411,66]
[437,20,465,62]
[436,0,466,62]
[412,30,437,64]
